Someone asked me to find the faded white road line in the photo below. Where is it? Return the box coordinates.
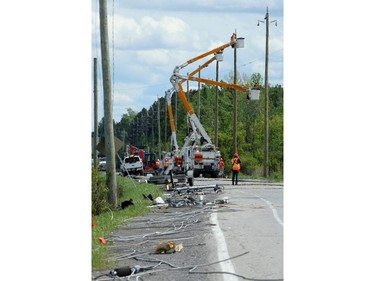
[236,190,283,228]
[210,211,239,281]
[255,195,284,227]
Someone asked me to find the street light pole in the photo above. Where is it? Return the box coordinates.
[258,7,277,178]
[264,9,269,178]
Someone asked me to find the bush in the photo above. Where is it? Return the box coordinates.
[270,170,283,181]
[91,176,165,270]
[238,154,260,176]
[91,167,110,215]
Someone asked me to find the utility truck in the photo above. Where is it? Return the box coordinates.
[166,34,260,178]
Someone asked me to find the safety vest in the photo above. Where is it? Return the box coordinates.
[231,157,240,170]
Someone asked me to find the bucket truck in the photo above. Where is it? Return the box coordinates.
[169,35,260,178]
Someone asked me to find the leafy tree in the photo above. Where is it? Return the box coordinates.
[112,72,284,179]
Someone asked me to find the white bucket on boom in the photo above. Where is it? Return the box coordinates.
[235,37,245,48]
[249,88,260,100]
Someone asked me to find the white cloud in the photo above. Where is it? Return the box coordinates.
[136,49,171,66]
[110,15,193,50]
[91,0,284,122]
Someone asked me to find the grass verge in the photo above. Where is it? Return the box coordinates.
[91,175,164,270]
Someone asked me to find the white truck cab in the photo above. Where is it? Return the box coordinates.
[121,155,143,176]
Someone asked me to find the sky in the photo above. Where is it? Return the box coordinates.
[91,0,284,124]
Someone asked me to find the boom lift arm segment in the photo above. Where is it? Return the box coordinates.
[173,40,235,73]
[165,56,217,150]
[170,37,252,145]
[177,74,251,93]
[165,88,178,152]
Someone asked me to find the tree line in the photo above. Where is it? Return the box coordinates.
[97,72,283,179]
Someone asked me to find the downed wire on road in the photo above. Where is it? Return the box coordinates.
[93,251,252,281]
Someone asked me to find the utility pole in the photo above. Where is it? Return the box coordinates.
[198,68,201,119]
[187,72,190,102]
[187,72,190,134]
[214,50,223,148]
[135,117,139,146]
[151,106,155,153]
[164,98,167,151]
[258,7,277,178]
[264,10,269,178]
[233,32,238,154]
[99,0,117,206]
[122,128,126,156]
[215,59,219,147]
[145,112,148,149]
[93,58,98,167]
[174,91,178,130]
[157,96,161,159]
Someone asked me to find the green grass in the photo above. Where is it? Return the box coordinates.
[224,172,283,183]
[91,175,164,270]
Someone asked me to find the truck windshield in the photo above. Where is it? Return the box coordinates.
[125,157,139,164]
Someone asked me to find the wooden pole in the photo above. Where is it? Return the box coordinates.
[158,97,161,159]
[263,8,270,178]
[198,68,201,119]
[233,33,238,154]
[99,0,117,206]
[93,58,98,167]
[215,60,219,147]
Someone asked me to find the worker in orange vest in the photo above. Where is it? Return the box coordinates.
[155,159,160,175]
[163,157,170,171]
[218,158,225,178]
[231,153,241,185]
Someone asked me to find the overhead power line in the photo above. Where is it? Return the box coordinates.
[239,48,283,68]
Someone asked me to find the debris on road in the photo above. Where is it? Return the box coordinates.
[155,241,176,254]
[143,193,154,201]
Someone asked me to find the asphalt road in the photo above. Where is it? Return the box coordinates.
[202,178,283,281]
[92,177,283,281]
